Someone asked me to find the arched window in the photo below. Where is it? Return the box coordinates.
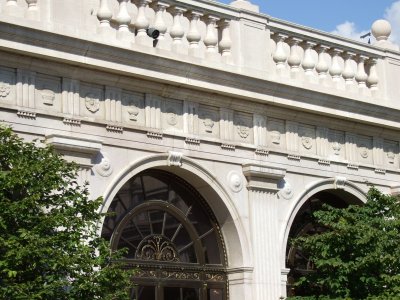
[102,169,227,300]
[286,190,361,297]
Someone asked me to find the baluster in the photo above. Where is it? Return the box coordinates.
[25,0,39,20]
[135,0,151,45]
[169,7,187,54]
[218,19,232,63]
[273,33,288,70]
[315,45,330,79]
[116,0,132,42]
[367,58,379,91]
[153,1,169,49]
[302,41,317,77]
[97,0,113,34]
[204,15,220,60]
[287,37,302,72]
[4,0,19,16]
[355,55,368,88]
[342,52,355,85]
[329,48,343,83]
[187,11,203,57]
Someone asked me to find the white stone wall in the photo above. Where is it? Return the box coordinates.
[1,1,400,299]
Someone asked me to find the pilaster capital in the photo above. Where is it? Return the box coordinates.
[242,164,286,192]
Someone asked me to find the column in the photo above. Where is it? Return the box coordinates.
[243,164,286,300]
[316,126,329,158]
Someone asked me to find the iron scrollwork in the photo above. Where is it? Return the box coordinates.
[135,235,180,262]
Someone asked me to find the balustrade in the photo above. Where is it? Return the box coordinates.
[270,30,381,95]
[0,0,389,101]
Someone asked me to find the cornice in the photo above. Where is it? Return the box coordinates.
[1,21,400,130]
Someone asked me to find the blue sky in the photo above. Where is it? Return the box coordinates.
[220,0,400,44]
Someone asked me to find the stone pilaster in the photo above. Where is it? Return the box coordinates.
[243,164,286,300]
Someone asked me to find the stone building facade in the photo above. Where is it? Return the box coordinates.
[1,0,400,299]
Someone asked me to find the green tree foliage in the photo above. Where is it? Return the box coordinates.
[0,126,134,299]
[288,188,400,300]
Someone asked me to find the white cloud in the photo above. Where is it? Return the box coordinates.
[384,0,400,45]
[331,21,370,42]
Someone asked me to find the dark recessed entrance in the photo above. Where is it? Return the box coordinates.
[102,169,228,300]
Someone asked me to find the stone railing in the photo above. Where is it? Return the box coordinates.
[96,0,234,63]
[0,0,400,104]
[267,18,383,98]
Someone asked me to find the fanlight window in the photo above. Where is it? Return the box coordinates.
[102,169,227,300]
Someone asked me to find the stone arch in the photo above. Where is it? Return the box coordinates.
[101,153,252,271]
[281,177,367,267]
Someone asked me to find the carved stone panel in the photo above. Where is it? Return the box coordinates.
[328,129,345,159]
[298,124,316,154]
[199,105,219,137]
[267,118,285,149]
[234,112,253,143]
[163,98,183,131]
[0,67,16,105]
[122,91,145,126]
[80,82,104,118]
[357,135,373,164]
[384,140,399,167]
[35,73,61,112]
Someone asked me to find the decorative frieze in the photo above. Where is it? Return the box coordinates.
[17,69,36,108]
[185,137,200,145]
[255,147,269,156]
[122,92,144,124]
[253,114,267,148]
[17,110,36,119]
[316,126,329,157]
[318,159,330,166]
[62,78,80,116]
[345,132,358,162]
[373,137,384,166]
[221,143,235,151]
[105,87,122,123]
[63,117,81,126]
[106,124,123,133]
[298,124,315,154]
[145,94,162,129]
[147,130,163,139]
[286,121,298,153]
[183,101,199,135]
[220,108,234,141]
[287,154,301,161]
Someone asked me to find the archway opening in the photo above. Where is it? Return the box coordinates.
[286,189,362,297]
[101,169,228,300]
